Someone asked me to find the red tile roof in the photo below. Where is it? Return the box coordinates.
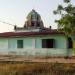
[0,29,64,37]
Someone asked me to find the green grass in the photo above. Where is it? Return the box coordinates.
[0,62,75,75]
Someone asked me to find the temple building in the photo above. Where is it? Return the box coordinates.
[0,9,73,57]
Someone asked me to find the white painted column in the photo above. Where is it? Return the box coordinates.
[32,38,35,48]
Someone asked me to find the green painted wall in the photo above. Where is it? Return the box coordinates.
[8,39,17,49]
[0,34,67,49]
[35,38,41,48]
[35,35,67,49]
[8,37,34,49]
[0,34,71,56]
[23,38,34,48]
[8,35,67,49]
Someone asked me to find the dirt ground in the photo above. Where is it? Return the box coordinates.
[0,55,75,63]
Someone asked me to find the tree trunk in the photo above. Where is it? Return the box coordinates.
[73,40,75,55]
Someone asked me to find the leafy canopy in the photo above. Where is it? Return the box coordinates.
[54,0,75,36]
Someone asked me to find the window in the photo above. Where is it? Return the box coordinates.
[42,39,55,48]
[68,38,72,48]
[17,40,23,48]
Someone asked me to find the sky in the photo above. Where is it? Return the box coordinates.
[0,0,75,32]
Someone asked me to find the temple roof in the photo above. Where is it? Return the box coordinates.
[26,9,41,21]
[24,9,44,28]
[14,9,44,31]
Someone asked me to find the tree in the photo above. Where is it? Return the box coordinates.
[54,0,75,35]
[53,0,75,54]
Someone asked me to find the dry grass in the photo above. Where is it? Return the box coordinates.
[0,61,75,75]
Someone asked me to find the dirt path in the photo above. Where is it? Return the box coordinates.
[0,55,75,63]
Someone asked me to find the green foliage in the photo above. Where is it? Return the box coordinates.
[64,0,70,3]
[54,0,75,36]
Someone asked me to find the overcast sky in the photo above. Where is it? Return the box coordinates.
[0,0,75,32]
